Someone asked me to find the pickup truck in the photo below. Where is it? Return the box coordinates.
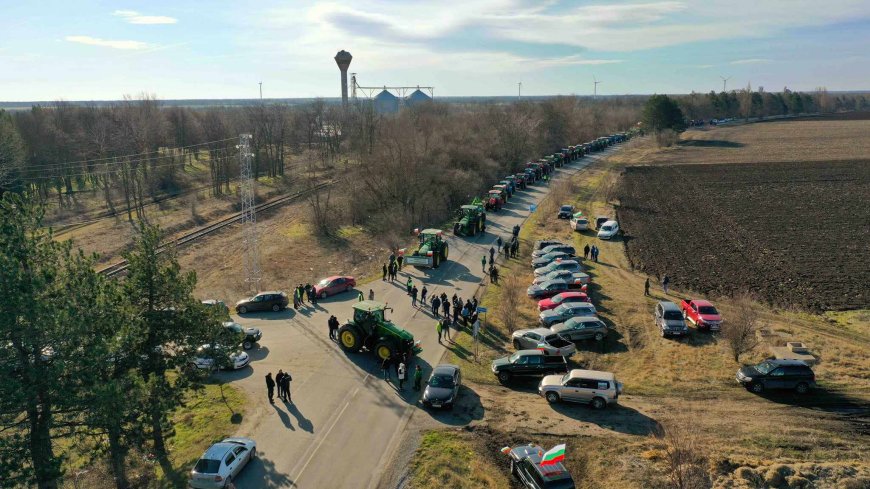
[680,299,723,331]
[491,349,570,384]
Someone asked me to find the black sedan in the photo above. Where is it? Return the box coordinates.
[526,279,570,299]
[423,364,462,409]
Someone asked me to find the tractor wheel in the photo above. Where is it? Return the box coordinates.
[442,244,449,261]
[433,253,440,268]
[338,325,363,353]
[374,340,396,361]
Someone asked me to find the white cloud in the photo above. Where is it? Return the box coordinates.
[730,58,770,65]
[65,35,150,50]
[113,9,177,25]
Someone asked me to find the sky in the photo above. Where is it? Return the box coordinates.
[1,0,869,101]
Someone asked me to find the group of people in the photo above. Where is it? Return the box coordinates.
[643,274,671,296]
[583,243,601,262]
[380,353,423,391]
[382,252,405,282]
[293,283,316,309]
[264,369,293,404]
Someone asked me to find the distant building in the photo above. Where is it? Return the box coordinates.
[406,89,433,107]
[373,90,399,114]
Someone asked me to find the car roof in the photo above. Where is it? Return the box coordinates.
[541,279,568,286]
[658,301,681,311]
[432,364,460,376]
[258,290,283,295]
[692,299,713,306]
[563,316,601,325]
[515,349,545,356]
[603,220,618,226]
[323,275,344,281]
[526,327,554,335]
[568,369,615,381]
[764,359,812,367]
[556,292,587,299]
[203,442,235,459]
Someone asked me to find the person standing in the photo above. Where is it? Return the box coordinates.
[265,373,275,404]
[283,371,292,403]
[389,262,397,281]
[298,284,306,304]
[328,315,339,341]
[382,263,388,281]
[411,286,419,307]
[414,365,423,391]
[489,246,495,263]
[583,243,590,259]
[481,255,487,273]
[398,361,406,389]
[496,236,502,250]
[511,239,519,258]
[503,242,510,259]
[436,320,443,343]
[406,277,413,295]
[276,370,286,401]
[442,297,450,318]
[453,301,461,325]
[358,290,364,302]
[644,277,650,296]
[442,318,452,342]
[662,274,670,294]
[397,254,404,271]
[369,289,375,301]
[381,357,390,381]
[490,266,499,284]
[432,295,441,318]
[421,285,428,305]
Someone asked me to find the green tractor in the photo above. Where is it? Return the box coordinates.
[453,202,486,237]
[404,228,449,268]
[338,301,421,360]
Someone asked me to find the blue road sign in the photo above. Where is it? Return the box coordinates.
[476,306,488,313]
[529,204,537,212]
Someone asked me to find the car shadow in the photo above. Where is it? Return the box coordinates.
[234,451,295,488]
[239,309,296,321]
[549,402,661,436]
[214,364,254,382]
[753,385,870,416]
[422,384,486,426]
[248,345,270,361]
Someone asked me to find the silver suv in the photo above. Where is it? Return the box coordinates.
[538,369,622,409]
[551,316,608,342]
[655,301,688,337]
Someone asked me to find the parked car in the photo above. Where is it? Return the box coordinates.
[538,369,622,408]
[527,279,570,299]
[570,215,589,231]
[502,443,575,489]
[235,291,289,314]
[679,299,723,331]
[533,244,576,259]
[597,220,619,239]
[191,345,250,371]
[654,301,689,337]
[595,216,610,229]
[202,299,230,318]
[422,364,462,409]
[189,437,256,489]
[532,270,587,286]
[736,359,816,394]
[532,252,573,269]
[540,302,598,327]
[511,328,576,357]
[534,260,582,277]
[551,317,608,342]
[223,321,262,350]
[557,205,574,219]
[491,350,569,384]
[538,291,591,312]
[533,239,565,251]
[313,275,357,299]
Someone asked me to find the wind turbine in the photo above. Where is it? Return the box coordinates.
[720,75,731,92]
[593,75,602,99]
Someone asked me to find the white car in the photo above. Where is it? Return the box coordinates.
[570,216,588,231]
[597,220,619,239]
[192,344,250,371]
[190,437,256,488]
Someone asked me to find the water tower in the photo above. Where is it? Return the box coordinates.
[334,50,352,106]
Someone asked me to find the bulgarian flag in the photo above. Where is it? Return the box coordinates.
[540,444,566,466]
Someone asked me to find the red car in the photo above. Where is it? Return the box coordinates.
[538,291,591,312]
[314,276,356,299]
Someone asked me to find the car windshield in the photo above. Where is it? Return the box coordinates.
[553,304,569,315]
[509,352,522,363]
[601,225,612,231]
[663,311,683,320]
[429,375,455,388]
[560,206,572,211]
[551,295,564,304]
[225,323,242,333]
[318,279,331,287]
[194,458,221,474]
[755,361,777,375]
[698,306,718,315]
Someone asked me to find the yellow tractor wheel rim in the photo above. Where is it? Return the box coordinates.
[341,331,356,348]
[444,246,449,259]
[377,345,391,359]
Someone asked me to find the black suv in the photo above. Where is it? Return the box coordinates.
[491,350,569,384]
[235,291,289,314]
[736,359,816,394]
[504,444,575,489]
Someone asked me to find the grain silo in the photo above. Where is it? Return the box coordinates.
[373,89,399,114]
[406,89,433,107]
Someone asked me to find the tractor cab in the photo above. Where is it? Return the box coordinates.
[405,229,449,268]
[492,185,509,202]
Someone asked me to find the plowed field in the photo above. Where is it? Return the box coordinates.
[615,160,870,311]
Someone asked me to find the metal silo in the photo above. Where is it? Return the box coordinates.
[406,89,432,107]
[373,89,399,114]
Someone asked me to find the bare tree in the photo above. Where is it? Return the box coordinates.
[497,274,523,333]
[655,418,711,489]
[722,295,761,363]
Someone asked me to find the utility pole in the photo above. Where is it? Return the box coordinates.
[593,75,601,99]
[258,82,262,100]
[720,75,731,92]
[238,134,261,293]
[518,82,522,100]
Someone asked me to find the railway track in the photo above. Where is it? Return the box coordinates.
[97,179,335,277]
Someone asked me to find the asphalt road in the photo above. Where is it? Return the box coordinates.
[223,147,620,488]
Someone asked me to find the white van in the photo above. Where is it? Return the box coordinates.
[597,220,619,239]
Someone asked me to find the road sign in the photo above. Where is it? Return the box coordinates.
[529,204,537,212]
[476,306,488,313]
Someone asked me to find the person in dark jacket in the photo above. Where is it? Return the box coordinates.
[644,277,650,296]
[265,373,275,404]
[397,254,404,271]
[489,246,495,263]
[282,371,292,403]
[276,370,286,401]
[583,243,590,259]
[414,365,423,391]
[383,263,388,281]
[421,285,428,304]
[411,286,418,307]
[381,357,390,381]
[432,295,441,318]
[442,299,450,318]
[328,315,339,340]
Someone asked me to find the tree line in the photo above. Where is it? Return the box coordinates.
[0,194,236,488]
[675,86,868,121]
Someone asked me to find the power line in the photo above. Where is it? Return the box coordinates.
[15,154,238,183]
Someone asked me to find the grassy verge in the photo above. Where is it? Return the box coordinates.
[410,430,509,489]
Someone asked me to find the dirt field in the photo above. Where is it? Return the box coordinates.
[615,160,870,311]
[409,127,870,489]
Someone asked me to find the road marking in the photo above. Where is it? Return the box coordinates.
[291,385,359,485]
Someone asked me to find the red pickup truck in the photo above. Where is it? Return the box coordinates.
[679,299,722,331]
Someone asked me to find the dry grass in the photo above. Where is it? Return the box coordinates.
[409,430,509,489]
